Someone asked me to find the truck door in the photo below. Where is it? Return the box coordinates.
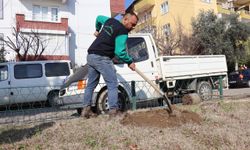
[115,36,160,100]
[0,64,10,105]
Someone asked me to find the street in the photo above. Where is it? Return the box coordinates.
[224,87,250,99]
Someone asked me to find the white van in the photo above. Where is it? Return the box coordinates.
[0,60,73,106]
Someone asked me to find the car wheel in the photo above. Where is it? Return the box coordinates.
[197,81,212,101]
[48,92,60,107]
[97,89,128,114]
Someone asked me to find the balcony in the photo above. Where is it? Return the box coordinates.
[234,0,250,5]
[217,4,232,15]
[134,0,155,13]
[16,14,68,34]
[239,10,250,20]
[134,17,156,33]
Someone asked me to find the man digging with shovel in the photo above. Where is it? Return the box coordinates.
[81,12,138,118]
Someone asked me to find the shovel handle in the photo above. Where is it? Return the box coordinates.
[135,68,164,95]
[134,67,172,113]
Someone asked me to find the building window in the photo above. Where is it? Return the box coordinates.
[161,1,169,14]
[51,7,58,21]
[42,7,49,21]
[163,24,171,36]
[32,5,41,21]
[201,0,211,3]
[32,5,58,22]
[0,0,3,19]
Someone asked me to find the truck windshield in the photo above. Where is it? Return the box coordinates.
[127,37,149,62]
[0,65,8,81]
[112,37,149,64]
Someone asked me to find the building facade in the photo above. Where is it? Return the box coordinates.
[130,0,250,35]
[131,0,217,36]
[0,0,124,66]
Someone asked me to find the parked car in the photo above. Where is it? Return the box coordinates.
[228,69,250,88]
[0,60,73,106]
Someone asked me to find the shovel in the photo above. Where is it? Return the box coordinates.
[134,67,173,113]
[61,65,88,89]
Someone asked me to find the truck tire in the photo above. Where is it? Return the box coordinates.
[97,89,128,114]
[77,108,82,115]
[48,91,60,107]
[197,81,212,101]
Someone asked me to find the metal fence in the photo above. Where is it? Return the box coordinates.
[0,80,223,126]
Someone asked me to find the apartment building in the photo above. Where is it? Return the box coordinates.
[0,0,124,66]
[129,0,217,36]
[129,0,250,35]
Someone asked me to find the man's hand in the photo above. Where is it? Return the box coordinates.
[128,62,136,71]
[94,31,99,37]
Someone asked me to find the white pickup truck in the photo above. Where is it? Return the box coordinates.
[59,33,228,114]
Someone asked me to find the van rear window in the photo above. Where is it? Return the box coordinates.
[14,64,42,79]
[0,65,8,81]
[45,62,70,77]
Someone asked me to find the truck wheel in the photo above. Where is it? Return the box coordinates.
[48,91,60,107]
[97,89,128,114]
[197,81,212,101]
[77,108,82,115]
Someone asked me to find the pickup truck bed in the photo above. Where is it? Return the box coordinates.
[156,55,228,81]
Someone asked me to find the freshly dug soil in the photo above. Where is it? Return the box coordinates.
[120,108,202,128]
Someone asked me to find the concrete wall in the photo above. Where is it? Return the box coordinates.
[68,0,110,66]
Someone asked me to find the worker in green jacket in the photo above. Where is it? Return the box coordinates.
[82,12,138,118]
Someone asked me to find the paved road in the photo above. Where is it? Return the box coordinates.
[223,87,250,99]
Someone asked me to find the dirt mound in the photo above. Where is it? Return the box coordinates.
[120,108,202,128]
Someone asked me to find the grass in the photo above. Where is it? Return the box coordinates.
[1,98,250,150]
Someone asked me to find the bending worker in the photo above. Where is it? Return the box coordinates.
[82,12,138,118]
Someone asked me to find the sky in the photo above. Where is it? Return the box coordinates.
[115,0,134,20]
[125,0,134,9]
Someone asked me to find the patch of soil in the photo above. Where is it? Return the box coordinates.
[120,108,202,128]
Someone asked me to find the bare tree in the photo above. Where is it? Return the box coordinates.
[178,34,199,55]
[155,19,184,55]
[0,26,50,61]
[135,18,185,55]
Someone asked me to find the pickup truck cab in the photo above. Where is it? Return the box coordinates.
[59,33,228,114]
[0,60,73,106]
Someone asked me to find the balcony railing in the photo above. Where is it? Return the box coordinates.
[134,17,156,33]
[233,0,250,5]
[217,5,232,15]
[239,10,250,20]
[134,0,155,12]
[24,13,59,23]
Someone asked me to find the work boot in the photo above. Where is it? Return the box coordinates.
[81,106,96,118]
[108,109,122,118]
